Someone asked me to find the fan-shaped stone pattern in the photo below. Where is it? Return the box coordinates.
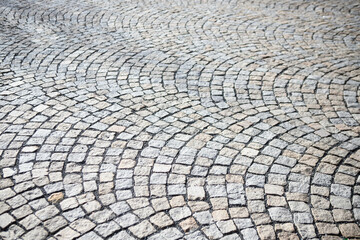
[0,0,359,239]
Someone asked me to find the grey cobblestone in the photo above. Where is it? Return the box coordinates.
[1,0,360,239]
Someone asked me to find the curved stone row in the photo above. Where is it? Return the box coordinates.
[0,0,359,239]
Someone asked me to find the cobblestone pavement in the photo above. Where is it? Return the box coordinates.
[0,0,360,239]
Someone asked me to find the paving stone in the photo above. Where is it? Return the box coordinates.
[128,220,156,238]
[210,197,228,210]
[94,220,120,237]
[331,184,352,198]
[194,211,214,225]
[22,226,48,240]
[48,192,64,204]
[0,213,15,228]
[35,205,59,221]
[0,202,10,215]
[212,210,229,221]
[202,224,223,239]
[6,195,27,209]
[257,225,276,240]
[55,226,81,240]
[0,224,25,240]
[294,212,313,224]
[332,209,354,222]
[241,228,259,240]
[1,1,360,239]
[312,208,334,222]
[0,188,16,201]
[339,223,360,238]
[44,216,68,233]
[246,174,265,187]
[108,231,136,240]
[151,197,170,211]
[63,207,86,222]
[274,223,295,233]
[188,186,205,200]
[183,230,207,240]
[248,200,266,213]
[316,223,339,235]
[216,220,237,234]
[268,207,293,222]
[60,197,78,211]
[109,201,130,215]
[11,204,32,219]
[77,231,103,240]
[296,224,317,239]
[115,213,139,228]
[264,184,284,195]
[353,208,360,221]
[219,233,241,240]
[188,201,210,212]
[267,195,287,207]
[311,195,330,209]
[169,206,192,221]
[180,217,198,232]
[229,207,249,218]
[246,187,265,200]
[148,227,183,240]
[19,214,41,230]
[330,195,352,209]
[150,212,174,228]
[234,218,253,229]
[70,218,96,234]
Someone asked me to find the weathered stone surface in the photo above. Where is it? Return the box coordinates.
[128,220,156,238]
[44,216,67,233]
[257,225,276,240]
[54,227,80,240]
[179,217,198,232]
[0,0,359,239]
[0,213,15,228]
[150,212,174,228]
[22,226,48,240]
[48,192,64,204]
[268,207,292,222]
[339,223,360,238]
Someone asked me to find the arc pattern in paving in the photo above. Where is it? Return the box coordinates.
[0,0,359,239]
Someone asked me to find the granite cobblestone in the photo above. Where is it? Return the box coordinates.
[1,0,360,239]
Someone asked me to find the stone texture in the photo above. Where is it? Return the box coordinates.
[48,192,64,204]
[179,217,198,232]
[128,220,156,238]
[0,0,359,239]
[268,207,293,222]
[339,223,360,238]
